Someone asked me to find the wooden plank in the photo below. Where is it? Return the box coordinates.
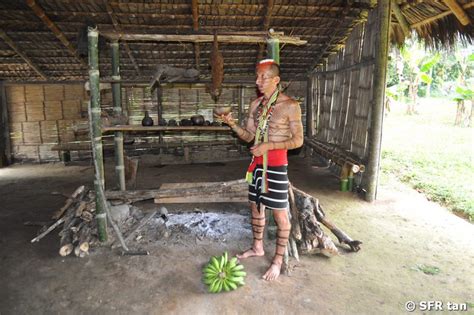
[160,179,246,190]
[102,125,231,132]
[155,195,247,204]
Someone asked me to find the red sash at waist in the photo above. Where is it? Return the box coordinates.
[247,149,288,173]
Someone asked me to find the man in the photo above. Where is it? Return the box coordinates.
[219,59,304,281]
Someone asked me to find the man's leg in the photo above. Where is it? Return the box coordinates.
[237,202,265,259]
[262,209,291,281]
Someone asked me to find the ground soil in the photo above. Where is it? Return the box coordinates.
[0,156,472,314]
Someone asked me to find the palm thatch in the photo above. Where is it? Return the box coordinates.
[0,0,472,82]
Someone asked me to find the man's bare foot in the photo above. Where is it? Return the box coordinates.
[262,262,282,281]
[236,247,264,259]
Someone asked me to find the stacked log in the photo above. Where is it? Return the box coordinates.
[31,186,99,257]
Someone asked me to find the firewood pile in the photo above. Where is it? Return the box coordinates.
[31,185,100,258]
[30,180,361,259]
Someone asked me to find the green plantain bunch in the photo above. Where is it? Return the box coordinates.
[202,251,246,293]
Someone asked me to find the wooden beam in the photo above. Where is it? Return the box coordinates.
[412,2,474,28]
[102,125,231,133]
[101,32,307,45]
[441,0,471,26]
[191,0,200,70]
[257,0,275,61]
[391,3,411,37]
[104,0,141,76]
[0,29,47,80]
[0,81,11,167]
[25,0,87,68]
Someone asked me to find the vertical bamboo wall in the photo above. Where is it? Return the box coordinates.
[4,81,306,163]
[310,10,378,161]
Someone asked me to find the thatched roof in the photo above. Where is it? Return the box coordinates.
[0,0,472,82]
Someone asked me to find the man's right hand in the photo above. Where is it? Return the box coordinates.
[219,113,235,127]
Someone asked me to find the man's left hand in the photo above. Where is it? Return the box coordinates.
[250,143,271,157]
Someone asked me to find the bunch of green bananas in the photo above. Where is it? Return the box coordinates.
[202,252,246,293]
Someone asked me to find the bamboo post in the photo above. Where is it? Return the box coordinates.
[305,75,314,138]
[266,35,280,238]
[156,85,163,154]
[111,40,126,191]
[88,27,108,241]
[267,37,280,64]
[366,0,390,202]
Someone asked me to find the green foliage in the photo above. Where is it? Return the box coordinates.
[388,41,474,100]
[453,86,473,102]
[381,98,474,221]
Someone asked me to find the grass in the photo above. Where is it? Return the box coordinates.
[380,97,474,221]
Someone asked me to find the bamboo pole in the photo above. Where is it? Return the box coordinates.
[306,75,314,137]
[267,37,280,64]
[88,27,107,241]
[111,40,126,191]
[366,0,390,202]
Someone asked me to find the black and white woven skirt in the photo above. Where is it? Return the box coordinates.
[248,164,289,210]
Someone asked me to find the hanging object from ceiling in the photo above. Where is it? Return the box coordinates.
[208,33,224,103]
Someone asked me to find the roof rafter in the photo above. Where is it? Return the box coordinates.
[391,3,411,37]
[104,0,141,76]
[25,0,87,68]
[191,0,200,70]
[441,0,471,26]
[0,29,47,80]
[411,1,474,28]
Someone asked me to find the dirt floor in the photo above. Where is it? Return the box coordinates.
[0,156,472,314]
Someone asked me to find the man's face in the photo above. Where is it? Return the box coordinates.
[255,67,279,95]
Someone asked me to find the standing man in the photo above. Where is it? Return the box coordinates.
[219,59,303,281]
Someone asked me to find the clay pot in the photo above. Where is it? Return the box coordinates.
[191,115,205,126]
[158,118,167,126]
[204,120,211,126]
[141,111,154,126]
[167,119,177,126]
[180,119,192,126]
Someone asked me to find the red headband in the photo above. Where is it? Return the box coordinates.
[256,59,277,70]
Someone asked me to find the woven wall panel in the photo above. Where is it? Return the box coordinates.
[25,102,45,121]
[58,120,76,143]
[13,145,39,161]
[44,85,64,101]
[24,85,44,102]
[44,101,63,120]
[40,121,59,144]
[8,122,23,146]
[6,86,24,103]
[8,102,26,122]
[64,85,84,100]
[62,100,81,119]
[22,122,41,144]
